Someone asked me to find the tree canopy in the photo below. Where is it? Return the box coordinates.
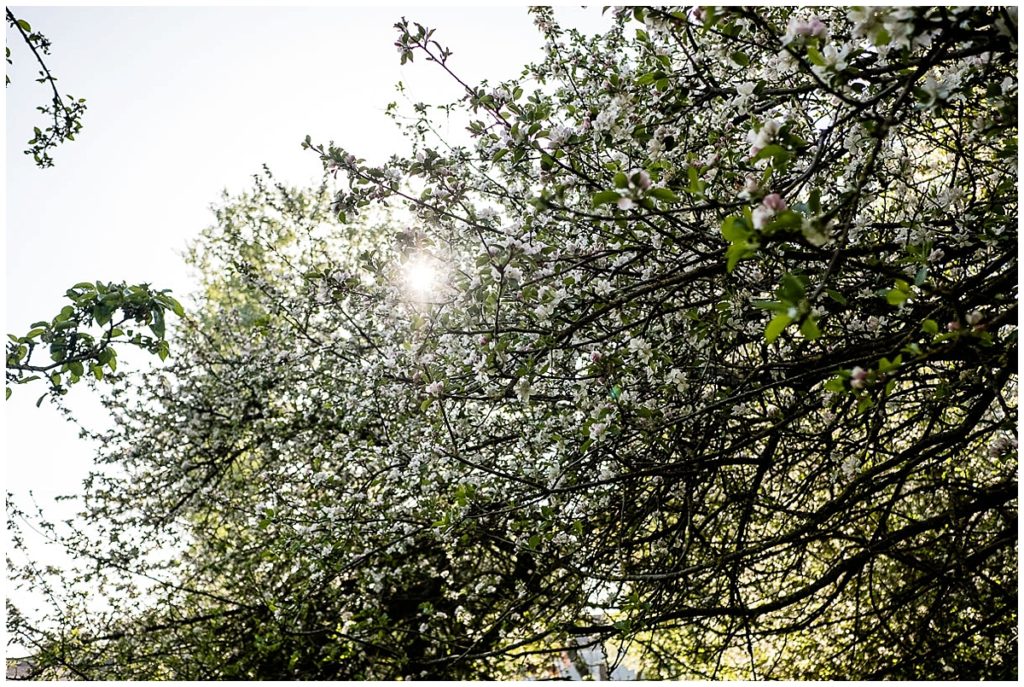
[7,6,1018,680]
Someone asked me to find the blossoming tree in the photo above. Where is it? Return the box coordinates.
[8,6,1017,680]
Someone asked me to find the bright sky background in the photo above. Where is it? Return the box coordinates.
[4,3,610,652]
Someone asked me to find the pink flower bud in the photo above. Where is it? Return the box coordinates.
[947,321,961,332]
[806,17,828,39]
[633,169,652,191]
[591,351,603,363]
[762,193,787,213]
[850,366,867,390]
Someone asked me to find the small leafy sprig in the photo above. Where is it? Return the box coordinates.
[6,9,88,168]
[6,282,184,404]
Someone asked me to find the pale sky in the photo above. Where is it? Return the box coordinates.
[4,4,609,644]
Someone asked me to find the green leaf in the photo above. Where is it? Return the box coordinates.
[721,216,749,242]
[730,51,750,67]
[725,241,754,272]
[93,305,114,326]
[903,342,923,357]
[809,189,821,214]
[752,144,790,164]
[806,45,826,67]
[763,210,804,234]
[886,288,910,306]
[878,355,902,374]
[753,299,788,312]
[613,171,629,188]
[922,319,938,335]
[150,309,166,339]
[765,313,792,343]
[826,289,847,306]
[824,377,846,393]
[591,190,621,207]
[165,296,185,318]
[777,273,806,303]
[649,187,680,203]
[800,316,821,340]
[17,19,31,32]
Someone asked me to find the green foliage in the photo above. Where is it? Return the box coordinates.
[6,281,183,403]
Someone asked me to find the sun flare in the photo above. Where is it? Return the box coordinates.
[403,256,439,300]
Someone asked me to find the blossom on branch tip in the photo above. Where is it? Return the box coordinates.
[783,15,828,44]
[753,205,774,230]
[631,169,652,191]
[628,337,652,364]
[840,455,860,479]
[748,118,781,158]
[514,377,532,403]
[762,193,787,213]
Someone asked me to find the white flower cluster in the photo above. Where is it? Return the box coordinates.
[747,118,781,158]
